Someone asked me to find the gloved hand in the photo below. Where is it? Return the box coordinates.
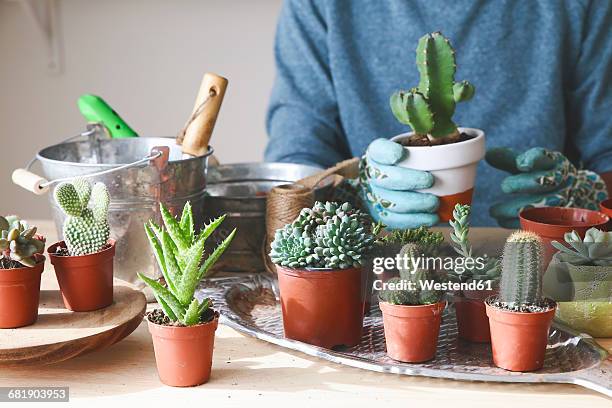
[486,147,609,228]
[359,138,439,229]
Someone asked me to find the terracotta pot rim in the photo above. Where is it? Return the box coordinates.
[519,207,609,233]
[0,261,44,283]
[484,296,557,316]
[0,260,45,273]
[146,312,219,329]
[48,239,116,260]
[379,301,446,318]
[275,265,361,278]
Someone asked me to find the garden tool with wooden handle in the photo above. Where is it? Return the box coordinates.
[177,72,228,161]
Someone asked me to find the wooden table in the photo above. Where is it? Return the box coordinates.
[0,222,609,407]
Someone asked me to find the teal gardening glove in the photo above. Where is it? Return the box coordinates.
[486,147,609,228]
[359,138,439,229]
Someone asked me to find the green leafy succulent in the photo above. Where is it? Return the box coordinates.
[270,201,375,269]
[0,216,45,267]
[138,202,236,326]
[552,228,612,266]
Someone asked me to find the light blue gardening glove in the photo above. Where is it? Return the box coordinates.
[486,147,609,229]
[359,138,439,229]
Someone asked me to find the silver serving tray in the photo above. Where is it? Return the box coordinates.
[198,275,612,397]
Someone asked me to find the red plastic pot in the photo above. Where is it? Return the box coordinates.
[379,301,446,362]
[485,300,556,372]
[276,265,365,348]
[0,261,44,328]
[454,297,490,343]
[48,240,115,312]
[600,199,612,229]
[148,315,218,387]
[519,207,609,266]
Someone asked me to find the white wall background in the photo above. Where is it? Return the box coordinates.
[0,0,281,218]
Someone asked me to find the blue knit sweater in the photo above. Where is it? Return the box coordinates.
[265,0,612,226]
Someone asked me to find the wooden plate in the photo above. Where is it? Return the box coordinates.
[0,281,146,366]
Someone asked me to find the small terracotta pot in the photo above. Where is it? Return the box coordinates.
[148,315,219,387]
[454,297,490,343]
[48,240,115,312]
[0,261,44,328]
[379,301,446,362]
[485,299,556,371]
[276,265,365,348]
[519,207,609,266]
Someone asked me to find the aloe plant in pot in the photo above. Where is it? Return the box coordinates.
[0,216,46,328]
[448,204,501,342]
[139,202,235,387]
[48,178,115,312]
[270,201,375,348]
[389,31,485,221]
[378,243,446,362]
[485,231,557,371]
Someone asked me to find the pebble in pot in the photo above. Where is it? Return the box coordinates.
[485,231,556,372]
[379,243,446,363]
[139,202,236,387]
[0,216,46,328]
[270,201,375,349]
[48,179,115,312]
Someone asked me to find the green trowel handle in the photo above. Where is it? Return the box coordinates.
[77,94,138,138]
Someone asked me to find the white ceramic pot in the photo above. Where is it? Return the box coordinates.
[391,127,485,222]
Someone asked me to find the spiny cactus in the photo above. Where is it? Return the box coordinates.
[270,201,375,269]
[449,204,500,284]
[139,202,236,326]
[390,32,474,142]
[379,243,443,305]
[498,231,544,307]
[552,228,612,266]
[0,216,45,267]
[54,178,110,256]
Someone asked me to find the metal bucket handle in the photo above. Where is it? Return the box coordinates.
[12,125,166,195]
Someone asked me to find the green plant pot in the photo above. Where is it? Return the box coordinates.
[556,264,612,337]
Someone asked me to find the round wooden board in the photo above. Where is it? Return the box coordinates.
[0,283,146,366]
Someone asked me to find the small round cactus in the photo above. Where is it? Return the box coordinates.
[54,178,110,256]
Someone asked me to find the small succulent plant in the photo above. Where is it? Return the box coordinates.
[270,201,375,269]
[551,228,612,266]
[379,243,443,305]
[0,216,45,268]
[139,202,236,326]
[378,225,444,249]
[498,231,545,309]
[449,204,501,284]
[54,178,110,256]
[390,31,474,143]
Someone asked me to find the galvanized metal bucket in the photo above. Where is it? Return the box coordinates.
[204,163,333,273]
[34,129,212,286]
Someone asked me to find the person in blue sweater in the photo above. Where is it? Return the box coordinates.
[265,0,612,228]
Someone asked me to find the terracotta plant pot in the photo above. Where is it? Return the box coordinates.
[485,299,556,371]
[148,315,219,387]
[454,289,497,343]
[519,207,609,266]
[379,301,446,362]
[48,240,115,312]
[0,261,44,328]
[392,128,485,222]
[276,265,365,348]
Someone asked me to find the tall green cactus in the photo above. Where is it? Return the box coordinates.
[499,231,544,307]
[390,32,475,141]
[54,178,110,256]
